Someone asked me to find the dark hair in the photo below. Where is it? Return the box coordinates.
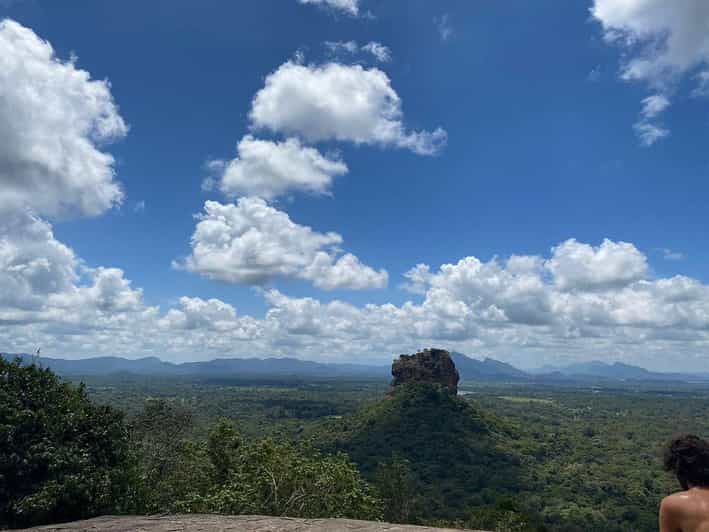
[663,434,709,489]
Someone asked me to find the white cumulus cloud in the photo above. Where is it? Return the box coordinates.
[209,135,348,200]
[546,238,648,291]
[0,211,79,314]
[249,61,446,155]
[591,0,709,144]
[591,0,709,85]
[161,297,238,331]
[176,198,388,290]
[0,211,154,330]
[4,235,709,369]
[0,19,127,218]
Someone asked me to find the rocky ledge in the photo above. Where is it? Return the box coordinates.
[20,515,487,531]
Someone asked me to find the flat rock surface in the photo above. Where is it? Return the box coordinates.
[21,515,486,532]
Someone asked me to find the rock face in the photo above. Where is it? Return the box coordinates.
[391,348,459,394]
[20,515,487,531]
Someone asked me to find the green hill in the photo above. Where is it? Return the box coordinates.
[318,383,538,527]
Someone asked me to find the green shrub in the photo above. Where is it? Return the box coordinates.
[179,427,382,520]
[0,358,130,528]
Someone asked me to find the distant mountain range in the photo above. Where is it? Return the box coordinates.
[529,360,709,383]
[3,351,709,384]
[449,355,709,384]
[450,352,529,381]
[0,352,388,379]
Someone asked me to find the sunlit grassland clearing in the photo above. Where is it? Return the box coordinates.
[498,396,556,405]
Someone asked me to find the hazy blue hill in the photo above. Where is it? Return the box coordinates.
[451,352,530,381]
[6,351,708,383]
[535,360,709,382]
[0,353,173,375]
[0,352,388,379]
[175,357,389,377]
[563,361,653,379]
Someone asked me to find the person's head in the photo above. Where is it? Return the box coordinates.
[663,434,709,489]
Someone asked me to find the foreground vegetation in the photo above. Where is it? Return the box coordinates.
[4,358,709,531]
[0,360,379,529]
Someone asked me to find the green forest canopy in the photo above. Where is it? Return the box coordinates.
[2,358,703,531]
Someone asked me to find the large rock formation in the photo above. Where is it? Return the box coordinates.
[20,515,487,531]
[391,348,459,394]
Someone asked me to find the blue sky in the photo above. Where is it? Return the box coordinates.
[2,0,709,370]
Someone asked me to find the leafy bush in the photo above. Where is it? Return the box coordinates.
[374,454,421,523]
[175,421,382,520]
[127,398,211,513]
[124,407,382,520]
[0,358,130,528]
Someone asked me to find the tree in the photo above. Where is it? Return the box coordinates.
[0,358,130,528]
[128,398,209,513]
[374,455,420,523]
[207,418,241,484]
[186,438,382,520]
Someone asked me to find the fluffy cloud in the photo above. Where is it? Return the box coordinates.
[65,270,146,323]
[177,198,388,290]
[3,20,709,369]
[0,211,78,315]
[298,0,359,16]
[302,251,389,290]
[591,0,709,85]
[546,239,648,291]
[4,235,709,368]
[208,135,348,200]
[159,297,259,336]
[160,297,235,330]
[0,20,166,355]
[249,61,446,155]
[0,210,153,328]
[591,0,709,143]
[250,239,709,364]
[166,237,709,364]
[400,240,709,337]
[0,19,127,218]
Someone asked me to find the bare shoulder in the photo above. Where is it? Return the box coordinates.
[660,493,689,532]
[662,492,691,513]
